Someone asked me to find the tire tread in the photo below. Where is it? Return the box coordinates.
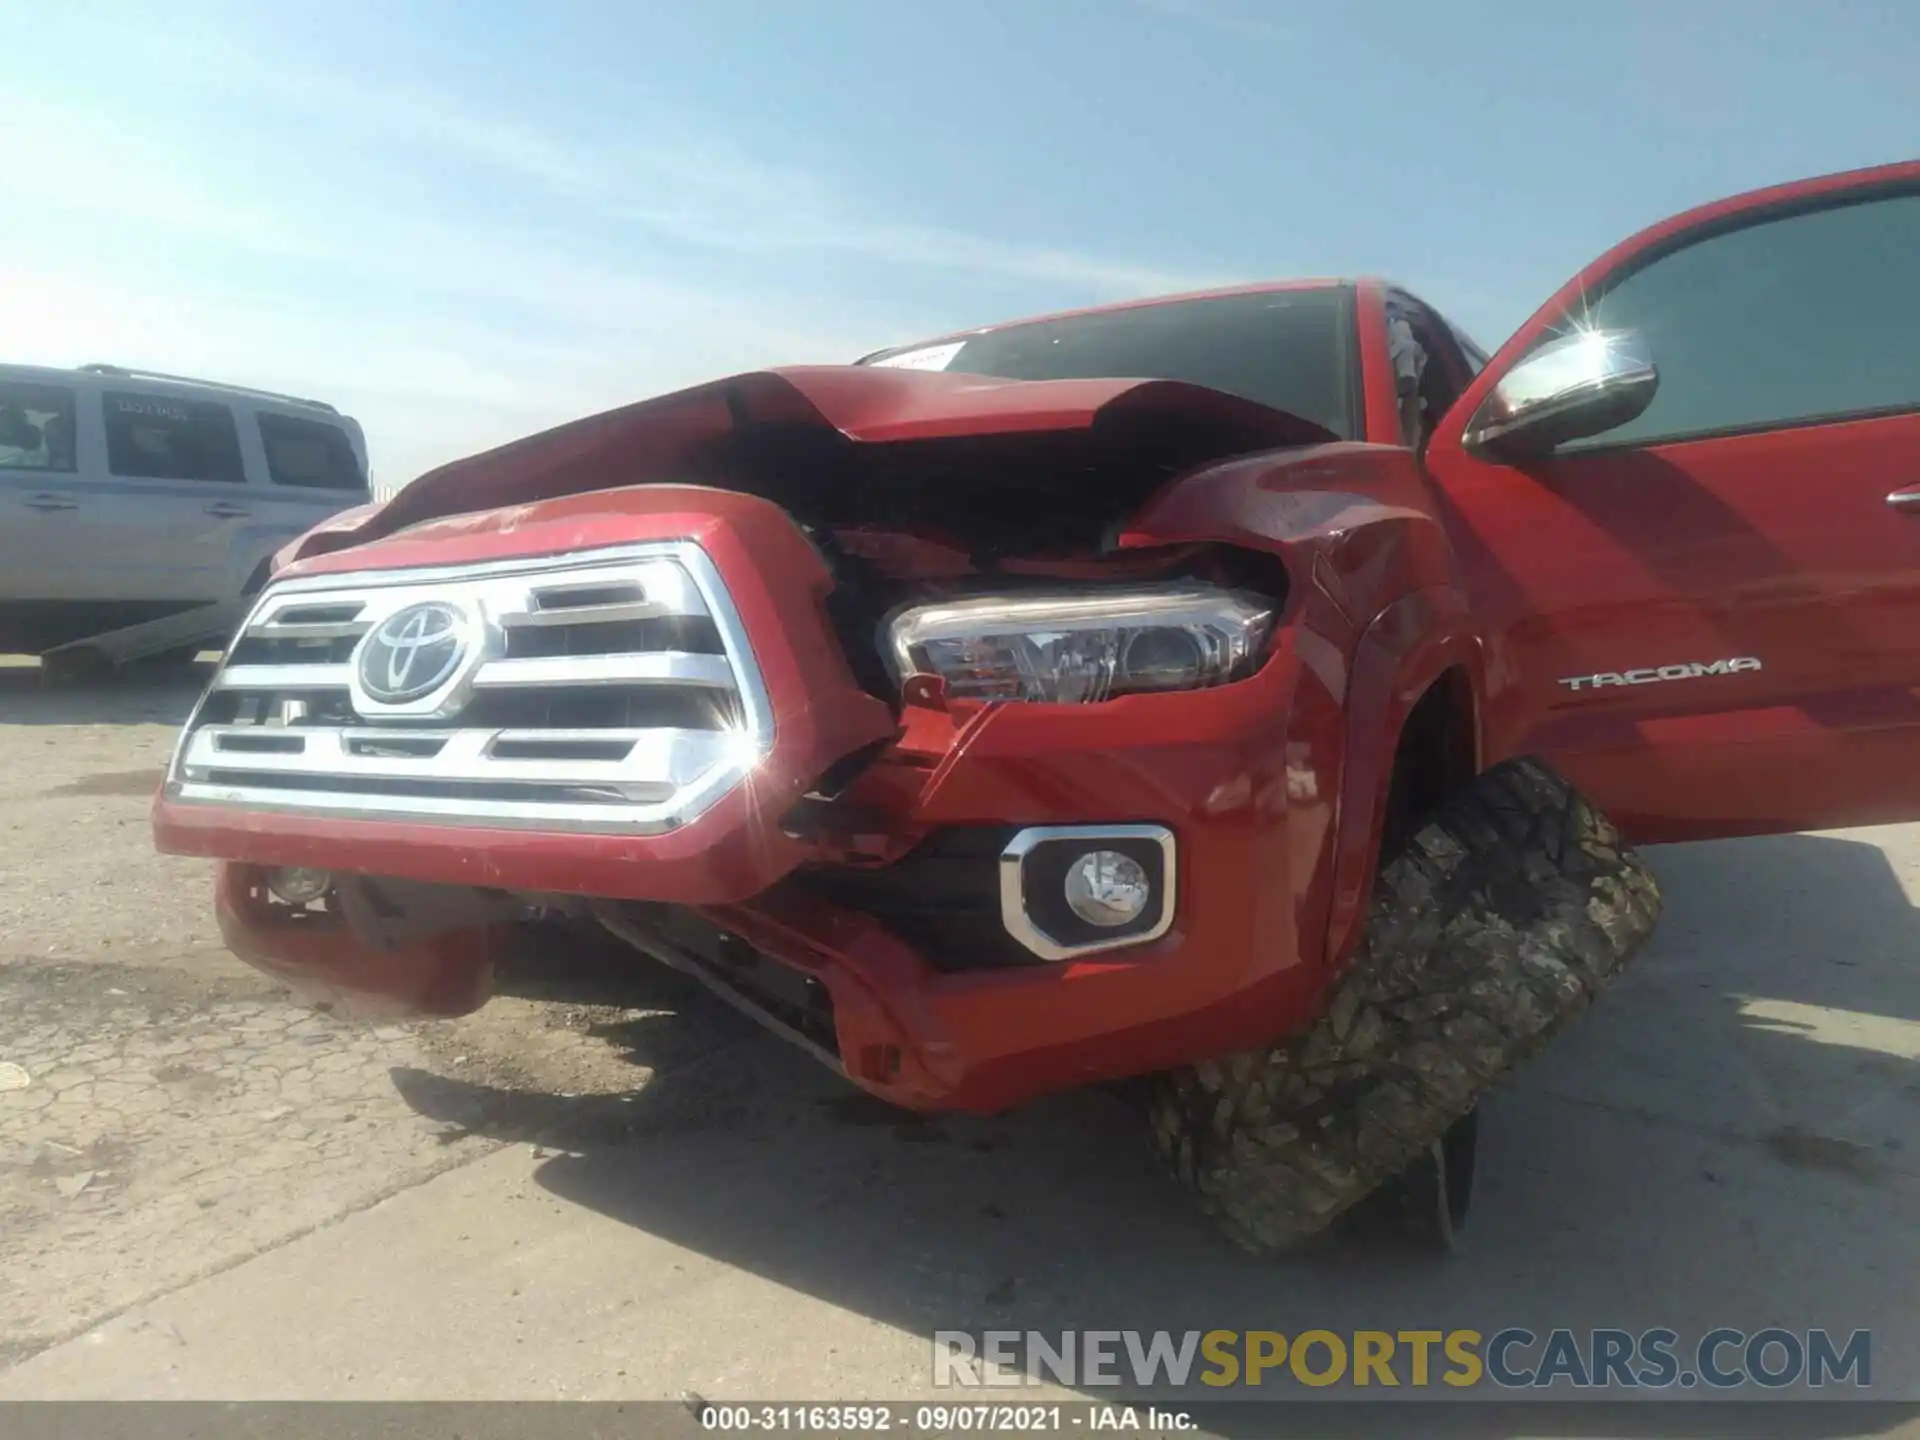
[1148,757,1662,1254]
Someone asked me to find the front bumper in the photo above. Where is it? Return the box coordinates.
[212,865,508,1020]
[170,631,1339,1112]
[156,492,1341,1111]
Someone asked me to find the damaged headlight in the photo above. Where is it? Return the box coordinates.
[883,585,1275,704]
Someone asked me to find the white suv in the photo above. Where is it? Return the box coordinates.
[0,363,371,655]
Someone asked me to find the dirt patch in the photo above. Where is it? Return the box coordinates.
[1765,1127,1886,1182]
[42,768,164,798]
[415,921,762,1103]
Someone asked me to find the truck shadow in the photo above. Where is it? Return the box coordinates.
[0,659,212,727]
[390,830,1920,1435]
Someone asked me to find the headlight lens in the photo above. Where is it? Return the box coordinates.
[884,585,1274,703]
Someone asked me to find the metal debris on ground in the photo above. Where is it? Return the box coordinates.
[0,1061,31,1092]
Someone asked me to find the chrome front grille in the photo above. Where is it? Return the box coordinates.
[165,543,772,832]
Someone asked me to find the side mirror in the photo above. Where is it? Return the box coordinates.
[1462,329,1658,460]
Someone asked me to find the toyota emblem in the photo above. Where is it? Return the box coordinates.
[356,601,469,704]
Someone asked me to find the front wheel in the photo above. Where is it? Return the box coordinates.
[1149,757,1661,1255]
[1342,1104,1479,1249]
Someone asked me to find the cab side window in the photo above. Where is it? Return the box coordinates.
[0,382,78,472]
[1560,190,1920,451]
[104,392,245,483]
[1386,297,1475,447]
[1446,323,1491,377]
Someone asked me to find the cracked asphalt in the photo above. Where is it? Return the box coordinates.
[0,958,486,1361]
[2,656,1919,1430]
[0,659,708,1368]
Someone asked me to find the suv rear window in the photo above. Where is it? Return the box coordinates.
[0,382,78,472]
[257,413,365,491]
[104,392,245,483]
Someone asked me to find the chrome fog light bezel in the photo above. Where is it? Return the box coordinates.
[998,824,1176,961]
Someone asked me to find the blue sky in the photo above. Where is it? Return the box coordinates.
[6,0,1914,490]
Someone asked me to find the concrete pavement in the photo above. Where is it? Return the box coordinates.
[3,827,1917,1419]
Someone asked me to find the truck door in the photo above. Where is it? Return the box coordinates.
[1422,163,1920,842]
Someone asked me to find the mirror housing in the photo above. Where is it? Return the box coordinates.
[1462,329,1658,460]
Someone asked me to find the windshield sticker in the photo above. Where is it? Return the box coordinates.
[870,341,963,372]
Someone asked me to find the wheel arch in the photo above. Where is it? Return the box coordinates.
[1321,586,1486,969]
[1378,664,1480,861]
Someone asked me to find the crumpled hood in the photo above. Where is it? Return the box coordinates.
[296,365,1335,562]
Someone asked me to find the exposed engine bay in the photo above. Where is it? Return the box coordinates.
[286,370,1326,709]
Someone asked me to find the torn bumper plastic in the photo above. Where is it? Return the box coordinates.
[196,626,1336,1112]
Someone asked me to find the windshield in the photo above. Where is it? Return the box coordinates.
[862,285,1358,440]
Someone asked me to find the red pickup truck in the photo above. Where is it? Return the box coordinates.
[153,159,1920,1253]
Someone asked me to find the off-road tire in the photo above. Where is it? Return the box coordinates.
[1149,756,1662,1255]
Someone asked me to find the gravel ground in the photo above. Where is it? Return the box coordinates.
[3,656,1917,1415]
[0,658,726,1366]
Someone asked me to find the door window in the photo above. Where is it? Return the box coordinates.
[1445,322,1490,377]
[1549,190,1920,451]
[104,391,245,483]
[257,413,366,491]
[1386,296,1474,447]
[0,381,78,472]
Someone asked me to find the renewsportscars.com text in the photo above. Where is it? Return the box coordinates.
[933,1328,1871,1391]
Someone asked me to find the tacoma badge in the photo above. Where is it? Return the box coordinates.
[1559,657,1763,693]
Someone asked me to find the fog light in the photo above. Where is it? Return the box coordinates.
[1063,850,1151,928]
[266,867,332,905]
